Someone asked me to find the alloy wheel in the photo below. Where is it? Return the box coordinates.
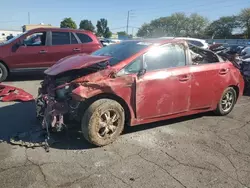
[98,109,120,138]
[221,91,234,112]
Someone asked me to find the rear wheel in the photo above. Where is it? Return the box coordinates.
[0,62,8,82]
[214,87,237,116]
[81,99,125,146]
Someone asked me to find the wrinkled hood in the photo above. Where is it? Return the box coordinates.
[44,54,111,76]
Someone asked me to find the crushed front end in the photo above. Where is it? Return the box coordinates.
[36,75,81,132]
[35,55,111,133]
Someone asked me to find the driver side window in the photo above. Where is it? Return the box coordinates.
[144,44,186,72]
[23,32,46,46]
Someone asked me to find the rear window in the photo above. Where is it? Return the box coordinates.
[76,33,93,43]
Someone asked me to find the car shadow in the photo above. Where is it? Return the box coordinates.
[124,113,206,134]
[0,101,37,141]
[0,101,97,150]
[6,72,45,82]
[0,101,207,151]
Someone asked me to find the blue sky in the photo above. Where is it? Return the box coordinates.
[0,0,249,34]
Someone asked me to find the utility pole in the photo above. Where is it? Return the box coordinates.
[28,12,30,24]
[126,11,130,34]
[126,10,135,35]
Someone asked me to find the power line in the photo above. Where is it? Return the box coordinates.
[110,26,127,30]
[134,0,200,12]
[180,2,248,15]
[134,0,248,15]
[0,20,21,23]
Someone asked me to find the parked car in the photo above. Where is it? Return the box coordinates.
[36,39,244,146]
[100,38,121,46]
[160,37,209,49]
[241,46,250,57]
[0,27,102,81]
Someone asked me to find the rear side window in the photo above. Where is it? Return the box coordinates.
[188,40,204,47]
[76,33,93,43]
[189,44,219,64]
[52,32,70,45]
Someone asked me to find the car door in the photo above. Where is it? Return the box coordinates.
[188,45,220,110]
[211,61,234,105]
[7,31,49,69]
[45,31,82,67]
[136,43,191,119]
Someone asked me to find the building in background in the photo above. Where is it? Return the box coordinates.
[22,23,55,32]
[111,33,118,39]
[0,30,22,41]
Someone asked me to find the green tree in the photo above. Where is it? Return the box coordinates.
[96,18,112,38]
[186,13,209,38]
[117,31,133,38]
[136,13,207,38]
[137,23,153,37]
[165,13,189,36]
[79,20,95,32]
[205,16,239,39]
[60,17,77,29]
[117,31,128,36]
[239,8,250,38]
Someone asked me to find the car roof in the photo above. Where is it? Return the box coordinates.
[27,27,94,35]
[160,37,206,43]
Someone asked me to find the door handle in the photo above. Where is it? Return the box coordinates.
[73,48,81,52]
[39,50,47,54]
[179,75,191,82]
[219,68,229,75]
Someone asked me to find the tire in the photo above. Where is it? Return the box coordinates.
[0,62,8,82]
[214,87,237,116]
[81,99,125,146]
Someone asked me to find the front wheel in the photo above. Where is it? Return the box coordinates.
[81,99,125,146]
[0,62,8,82]
[214,87,237,116]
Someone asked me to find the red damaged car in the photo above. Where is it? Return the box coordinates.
[36,39,244,146]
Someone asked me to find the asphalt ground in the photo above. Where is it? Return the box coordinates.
[0,73,250,188]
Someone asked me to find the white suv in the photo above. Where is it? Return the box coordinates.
[160,37,209,49]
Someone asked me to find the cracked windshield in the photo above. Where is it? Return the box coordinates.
[0,0,250,187]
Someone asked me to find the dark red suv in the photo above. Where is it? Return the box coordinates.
[0,27,102,81]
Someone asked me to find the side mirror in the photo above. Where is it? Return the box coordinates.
[137,68,146,78]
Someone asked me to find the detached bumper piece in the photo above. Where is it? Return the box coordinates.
[0,84,34,102]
